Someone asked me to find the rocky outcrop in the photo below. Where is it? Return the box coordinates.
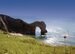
[0,14,47,35]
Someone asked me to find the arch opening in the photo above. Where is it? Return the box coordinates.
[35,27,41,37]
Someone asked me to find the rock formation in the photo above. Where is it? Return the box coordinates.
[0,14,47,35]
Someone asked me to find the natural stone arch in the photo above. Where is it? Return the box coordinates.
[0,14,47,35]
[29,21,47,35]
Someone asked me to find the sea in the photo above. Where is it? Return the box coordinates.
[35,32,75,46]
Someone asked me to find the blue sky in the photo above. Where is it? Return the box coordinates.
[0,0,75,35]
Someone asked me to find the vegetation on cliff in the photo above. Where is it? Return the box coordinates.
[0,32,75,54]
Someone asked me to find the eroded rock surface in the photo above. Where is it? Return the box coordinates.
[0,14,47,35]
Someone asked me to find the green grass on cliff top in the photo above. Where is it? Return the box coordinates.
[0,32,75,54]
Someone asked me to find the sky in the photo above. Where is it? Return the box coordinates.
[0,0,75,35]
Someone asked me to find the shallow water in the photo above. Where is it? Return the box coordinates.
[36,33,75,46]
[44,36,75,46]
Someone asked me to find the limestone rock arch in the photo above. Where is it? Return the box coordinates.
[0,14,47,35]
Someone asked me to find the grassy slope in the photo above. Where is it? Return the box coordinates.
[0,33,75,54]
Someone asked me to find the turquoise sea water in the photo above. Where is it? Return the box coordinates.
[36,32,75,46]
[44,35,75,46]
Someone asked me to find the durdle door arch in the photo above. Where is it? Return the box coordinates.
[0,14,47,35]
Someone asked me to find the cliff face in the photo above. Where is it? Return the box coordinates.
[0,14,47,35]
